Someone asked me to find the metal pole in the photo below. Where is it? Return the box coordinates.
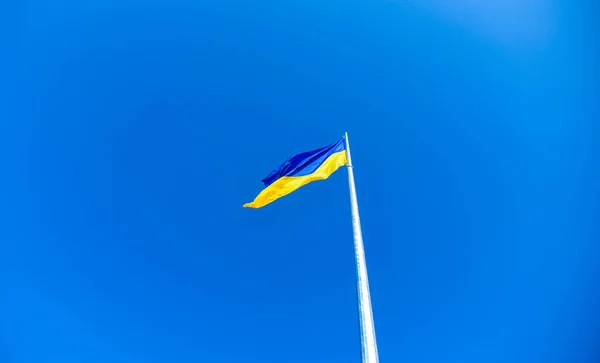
[344,132,379,363]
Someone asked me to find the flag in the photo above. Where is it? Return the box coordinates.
[243,138,347,208]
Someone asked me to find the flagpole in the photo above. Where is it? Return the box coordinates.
[344,132,379,363]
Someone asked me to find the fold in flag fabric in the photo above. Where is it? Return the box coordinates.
[243,138,348,208]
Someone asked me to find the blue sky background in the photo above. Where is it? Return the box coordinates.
[1,0,598,362]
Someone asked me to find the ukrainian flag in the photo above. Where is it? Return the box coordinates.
[244,138,348,208]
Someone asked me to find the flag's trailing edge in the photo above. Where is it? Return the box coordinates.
[243,138,347,208]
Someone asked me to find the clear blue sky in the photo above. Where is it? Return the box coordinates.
[1,1,598,362]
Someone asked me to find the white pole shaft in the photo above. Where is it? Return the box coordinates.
[344,132,379,363]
